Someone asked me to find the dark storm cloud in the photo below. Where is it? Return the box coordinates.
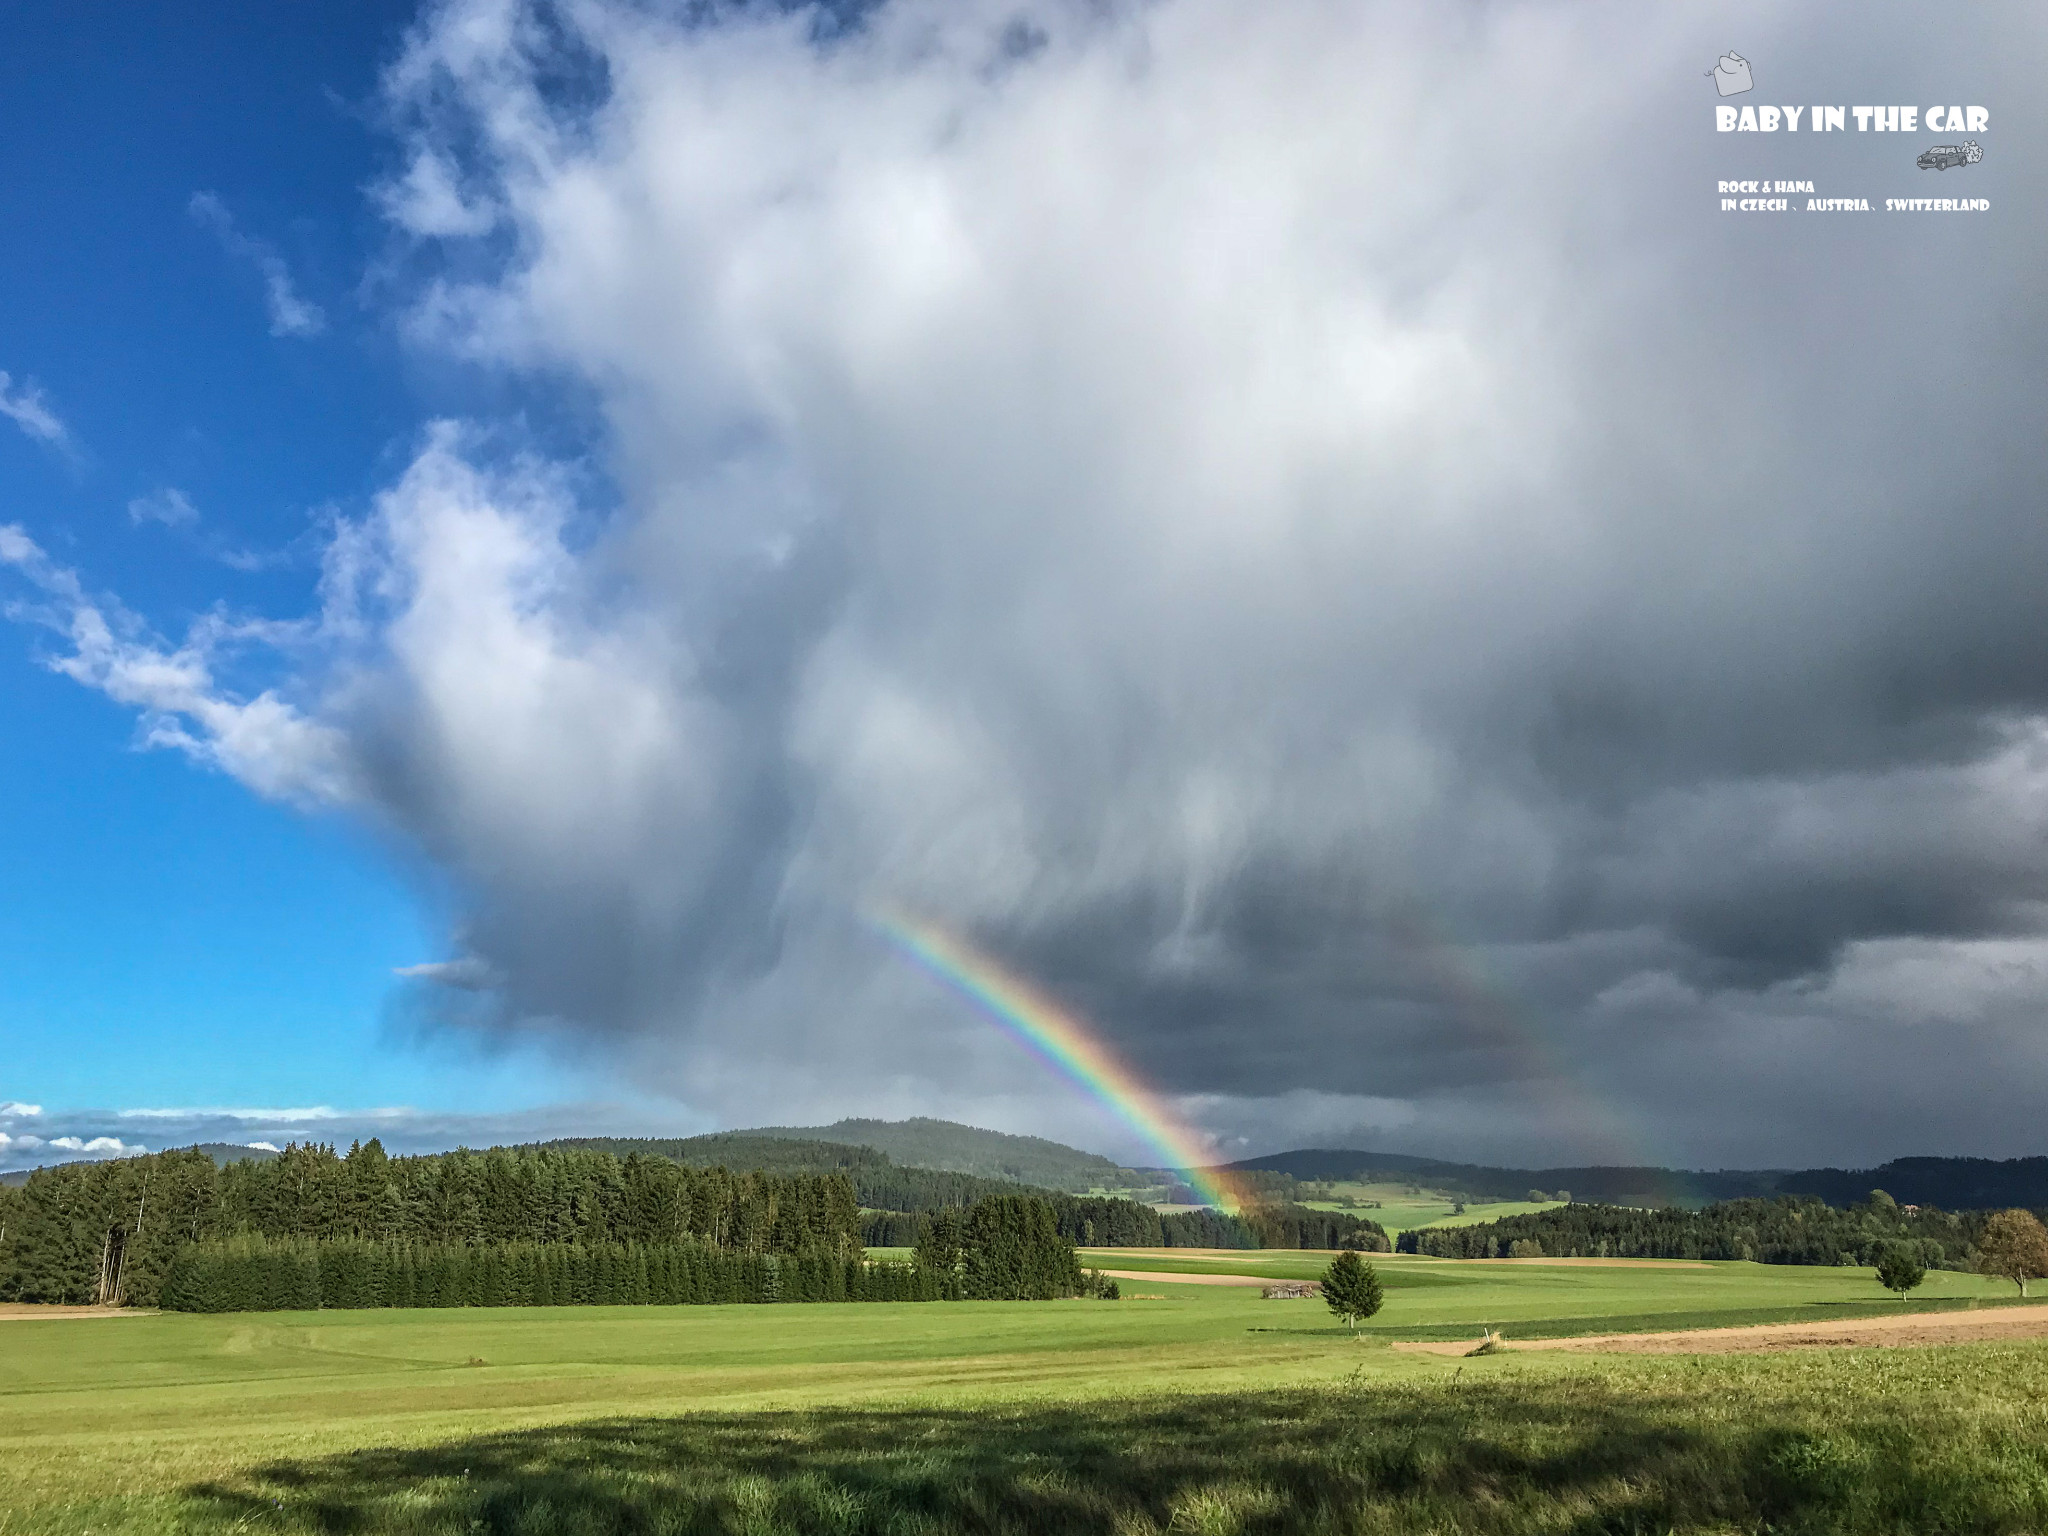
[12,0,2048,1164]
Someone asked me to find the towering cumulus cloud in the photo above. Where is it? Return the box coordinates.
[16,0,2048,1163]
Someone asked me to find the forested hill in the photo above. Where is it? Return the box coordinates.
[16,1135,2046,1215]
[1,1141,869,1308]
[0,1140,278,1188]
[1,1139,1393,1307]
[1217,1149,2048,1212]
[1213,1150,1780,1206]
[741,1118,1136,1192]
[526,1135,1047,1213]
[1399,1193,2036,1271]
[520,1134,1386,1252]
[1777,1158,2048,1211]
[529,1135,893,1176]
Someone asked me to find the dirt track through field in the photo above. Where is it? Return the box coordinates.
[1087,1250,1711,1270]
[0,1304,155,1321]
[1454,1257,1712,1269]
[1085,1249,1291,1260]
[1394,1304,2048,1355]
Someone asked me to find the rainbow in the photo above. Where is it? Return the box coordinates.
[872,910,1244,1210]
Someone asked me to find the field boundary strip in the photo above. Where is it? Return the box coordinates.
[1394,1304,2048,1355]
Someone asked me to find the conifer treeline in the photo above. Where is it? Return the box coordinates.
[0,1140,863,1307]
[914,1195,1086,1300]
[535,1137,1392,1249]
[1242,1203,1391,1251]
[863,1193,1207,1249]
[159,1196,1096,1312]
[862,1197,1389,1251]
[1398,1194,2031,1268]
[531,1136,1070,1215]
[158,1235,934,1312]
[0,1135,1388,1309]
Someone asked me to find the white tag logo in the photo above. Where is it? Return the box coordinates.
[1710,52,1753,97]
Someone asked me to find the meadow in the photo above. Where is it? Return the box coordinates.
[1086,1248,2021,1338]
[4,1254,2047,1534]
[1132,1185,1560,1236]
[1293,1182,1569,1234]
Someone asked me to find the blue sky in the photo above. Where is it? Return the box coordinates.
[0,2,616,1141]
[3,2,2044,1178]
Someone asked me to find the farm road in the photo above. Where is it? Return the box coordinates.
[1394,1303,2048,1355]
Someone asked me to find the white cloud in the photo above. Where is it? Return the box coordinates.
[47,1136,144,1157]
[0,370,66,445]
[216,545,293,572]
[128,487,200,528]
[114,1105,355,1121]
[0,1102,43,1118]
[377,151,497,238]
[0,1103,702,1173]
[189,192,326,338]
[0,1131,146,1172]
[0,523,355,805]
[394,958,500,989]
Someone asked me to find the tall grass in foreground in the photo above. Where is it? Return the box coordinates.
[119,1344,2048,1535]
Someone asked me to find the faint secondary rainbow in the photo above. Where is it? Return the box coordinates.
[872,910,1244,1209]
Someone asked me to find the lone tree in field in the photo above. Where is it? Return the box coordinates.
[1874,1245,1925,1302]
[1977,1209,2048,1297]
[1321,1250,1384,1330]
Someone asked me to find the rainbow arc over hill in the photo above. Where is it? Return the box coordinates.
[873,911,1245,1210]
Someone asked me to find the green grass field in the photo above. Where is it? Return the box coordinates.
[1083,1178,1558,1230]
[4,1256,2046,1534]
[1084,1248,2026,1336]
[1293,1181,1568,1233]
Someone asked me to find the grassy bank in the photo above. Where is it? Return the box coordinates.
[1086,1247,2025,1328]
[4,1260,2046,1532]
[10,1340,2048,1533]
[1292,1182,1568,1233]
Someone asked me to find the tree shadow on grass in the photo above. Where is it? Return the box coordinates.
[184,1377,2040,1535]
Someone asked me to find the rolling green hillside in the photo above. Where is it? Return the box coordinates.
[744,1117,1141,1191]
[1216,1149,2048,1213]
[528,1133,893,1176]
[0,1141,276,1189]
[1213,1150,1780,1207]
[524,1134,1057,1214]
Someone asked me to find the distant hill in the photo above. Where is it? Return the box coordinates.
[1216,1149,2048,1212]
[522,1132,1081,1213]
[742,1117,1139,1192]
[0,1140,276,1187]
[1777,1156,2048,1211]
[192,1141,281,1166]
[1215,1150,1777,1207]
[18,1125,2041,1218]
[524,1133,894,1176]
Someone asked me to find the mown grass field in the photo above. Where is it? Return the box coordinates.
[4,1256,2046,1533]
[1085,1248,2027,1337]
[1293,1181,1568,1233]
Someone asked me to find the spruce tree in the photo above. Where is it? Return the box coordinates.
[1320,1250,1385,1329]
[1874,1244,1926,1301]
[389,1247,417,1308]
[915,1210,964,1292]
